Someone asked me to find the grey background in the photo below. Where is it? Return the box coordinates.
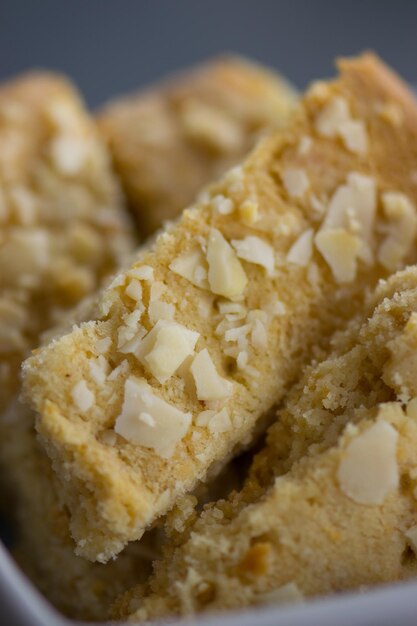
[0,0,416,109]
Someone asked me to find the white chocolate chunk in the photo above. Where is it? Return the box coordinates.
[206,228,247,299]
[71,380,95,412]
[378,192,417,270]
[191,349,233,401]
[169,248,209,289]
[114,377,192,458]
[315,228,360,283]
[282,168,310,198]
[337,420,399,505]
[140,322,199,384]
[286,229,314,266]
[339,119,368,155]
[315,96,350,137]
[231,236,275,276]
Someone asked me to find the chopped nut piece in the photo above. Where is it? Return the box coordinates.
[125,279,143,303]
[286,229,314,266]
[211,194,234,215]
[170,248,209,289]
[148,300,175,324]
[50,135,90,175]
[231,236,275,275]
[297,135,313,156]
[338,420,398,505]
[282,168,310,198]
[138,321,199,384]
[207,408,233,434]
[71,380,95,412]
[315,96,350,137]
[378,192,417,270]
[115,377,192,458]
[179,99,244,153]
[95,336,112,354]
[338,119,368,155]
[315,228,360,283]
[206,228,247,298]
[131,265,154,281]
[323,173,376,243]
[191,348,233,401]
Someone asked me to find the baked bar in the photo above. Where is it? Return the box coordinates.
[97,56,297,236]
[2,403,157,621]
[23,54,417,562]
[0,71,134,413]
[113,266,417,621]
[0,72,136,617]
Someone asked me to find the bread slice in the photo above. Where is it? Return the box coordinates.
[23,53,417,562]
[113,265,417,621]
[0,71,134,413]
[97,56,297,236]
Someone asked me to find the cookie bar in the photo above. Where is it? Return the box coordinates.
[2,403,157,621]
[23,53,417,563]
[114,266,417,621]
[97,56,297,236]
[0,71,134,413]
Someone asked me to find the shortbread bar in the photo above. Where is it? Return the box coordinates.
[23,54,417,562]
[97,56,297,236]
[0,71,134,413]
[114,266,417,621]
[2,404,156,621]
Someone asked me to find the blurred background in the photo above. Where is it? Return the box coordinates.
[0,0,416,107]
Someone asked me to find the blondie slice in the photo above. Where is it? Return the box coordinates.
[114,266,417,621]
[0,71,134,413]
[23,54,417,563]
[2,404,156,621]
[97,56,297,236]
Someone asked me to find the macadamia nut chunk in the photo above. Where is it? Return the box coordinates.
[23,54,417,563]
